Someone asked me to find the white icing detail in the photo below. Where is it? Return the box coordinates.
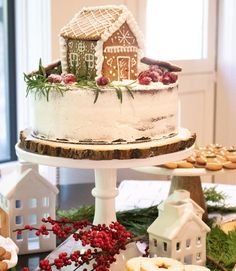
[90,43,95,50]
[85,53,95,68]
[107,58,113,67]
[117,27,135,45]
[78,41,86,52]
[131,58,136,67]
[117,56,130,80]
[59,37,68,73]
[95,40,104,78]
[69,53,79,66]
[104,46,138,53]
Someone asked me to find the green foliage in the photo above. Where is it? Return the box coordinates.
[204,186,227,204]
[207,227,236,270]
[24,59,69,101]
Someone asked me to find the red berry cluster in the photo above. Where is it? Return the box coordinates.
[138,65,178,85]
[17,218,132,271]
[47,73,77,84]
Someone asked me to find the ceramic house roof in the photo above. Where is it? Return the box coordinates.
[0,168,58,200]
[158,190,204,216]
[60,5,144,47]
[148,200,210,240]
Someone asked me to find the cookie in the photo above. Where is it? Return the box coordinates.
[2,251,11,260]
[161,163,178,169]
[0,262,8,271]
[0,248,6,258]
[176,161,194,168]
[223,161,236,169]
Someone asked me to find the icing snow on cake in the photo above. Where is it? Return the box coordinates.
[26,5,182,145]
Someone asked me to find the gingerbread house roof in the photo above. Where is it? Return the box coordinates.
[60,5,144,47]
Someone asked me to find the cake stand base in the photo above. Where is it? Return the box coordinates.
[169,176,208,221]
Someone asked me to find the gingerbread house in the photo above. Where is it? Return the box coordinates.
[59,5,144,81]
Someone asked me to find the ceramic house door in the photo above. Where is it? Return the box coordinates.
[117,56,130,80]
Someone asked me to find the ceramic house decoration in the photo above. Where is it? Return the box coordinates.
[59,5,144,81]
[0,193,10,237]
[148,190,210,266]
[158,190,205,218]
[0,162,59,255]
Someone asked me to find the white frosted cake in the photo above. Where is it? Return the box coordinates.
[30,81,178,144]
[21,5,196,159]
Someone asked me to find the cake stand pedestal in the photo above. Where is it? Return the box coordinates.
[132,166,236,221]
[15,137,194,271]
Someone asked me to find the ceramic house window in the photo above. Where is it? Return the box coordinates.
[15,215,23,225]
[196,236,201,245]
[42,197,49,207]
[196,252,201,261]
[15,199,22,208]
[16,232,23,241]
[28,230,40,250]
[28,214,37,225]
[163,242,167,251]
[186,239,191,248]
[154,239,157,247]
[176,242,181,251]
[43,212,50,219]
[29,198,37,208]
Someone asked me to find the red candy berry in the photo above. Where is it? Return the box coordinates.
[96,76,109,86]
[138,76,152,85]
[62,73,77,84]
[47,74,62,83]
[168,72,178,83]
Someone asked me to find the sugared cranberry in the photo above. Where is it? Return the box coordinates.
[96,76,109,86]
[169,72,178,83]
[47,74,62,83]
[62,73,77,84]
[139,76,152,85]
[149,71,161,82]
[162,74,171,85]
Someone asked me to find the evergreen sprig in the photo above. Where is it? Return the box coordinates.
[24,59,69,101]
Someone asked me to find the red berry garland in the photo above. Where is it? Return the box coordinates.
[16,218,133,271]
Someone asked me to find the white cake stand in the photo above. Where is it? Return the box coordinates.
[15,143,194,225]
[15,139,194,271]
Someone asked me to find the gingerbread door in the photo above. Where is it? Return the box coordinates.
[117,56,130,80]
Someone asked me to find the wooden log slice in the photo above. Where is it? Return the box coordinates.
[19,129,196,161]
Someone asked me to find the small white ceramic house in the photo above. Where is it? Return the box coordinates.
[0,162,59,255]
[148,190,210,266]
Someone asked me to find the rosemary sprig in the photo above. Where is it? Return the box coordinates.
[24,73,69,102]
